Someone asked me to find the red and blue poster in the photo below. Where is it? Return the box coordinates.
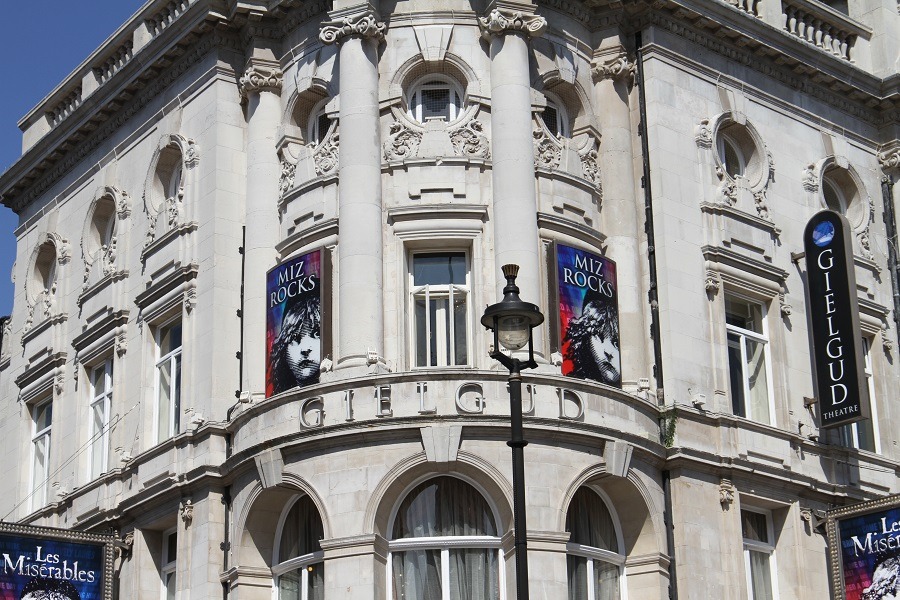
[557,244,621,387]
[0,525,112,600]
[266,249,322,397]
[837,505,900,599]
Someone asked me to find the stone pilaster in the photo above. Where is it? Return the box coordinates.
[479,5,547,360]
[320,7,386,370]
[590,48,651,386]
[241,60,283,395]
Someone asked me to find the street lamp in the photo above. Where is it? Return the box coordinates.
[481,264,544,600]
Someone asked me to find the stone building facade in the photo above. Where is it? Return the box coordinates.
[0,0,899,598]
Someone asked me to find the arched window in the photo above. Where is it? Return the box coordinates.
[822,176,847,214]
[388,476,501,599]
[407,76,463,124]
[718,132,745,179]
[273,495,325,600]
[309,102,332,146]
[566,487,625,600]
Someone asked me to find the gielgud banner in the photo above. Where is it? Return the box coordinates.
[0,523,113,600]
[556,243,621,387]
[827,495,900,600]
[266,249,322,398]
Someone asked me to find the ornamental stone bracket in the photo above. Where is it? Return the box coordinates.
[878,141,900,173]
[591,53,636,84]
[319,11,386,45]
[802,163,819,192]
[478,8,547,39]
[577,135,602,193]
[533,124,562,169]
[239,65,283,98]
[695,119,713,149]
[719,478,735,509]
[314,132,340,176]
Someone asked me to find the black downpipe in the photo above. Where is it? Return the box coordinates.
[225,226,248,457]
[636,31,678,600]
[881,175,900,347]
[221,487,232,600]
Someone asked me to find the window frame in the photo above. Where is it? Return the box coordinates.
[308,101,333,147]
[565,486,628,600]
[725,294,776,425]
[822,176,848,214]
[741,507,779,600]
[87,358,113,480]
[385,475,506,600]
[540,95,569,139]
[30,398,53,510]
[406,75,465,124]
[161,527,177,600]
[837,338,880,453]
[718,131,746,180]
[272,494,326,600]
[408,250,472,369]
[154,317,183,444]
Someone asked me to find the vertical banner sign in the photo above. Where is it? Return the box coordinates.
[0,522,114,600]
[556,243,621,387]
[803,210,868,428]
[827,495,900,600]
[266,249,322,398]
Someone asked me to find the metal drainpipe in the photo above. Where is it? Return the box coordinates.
[635,31,678,600]
[881,175,900,347]
[221,487,232,600]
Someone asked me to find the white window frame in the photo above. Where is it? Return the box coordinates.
[741,507,779,600]
[154,318,183,444]
[30,398,52,510]
[88,359,113,480]
[308,101,333,146]
[409,251,471,368]
[161,527,177,600]
[407,75,464,124]
[385,475,505,600]
[838,338,881,453]
[725,294,776,425]
[718,131,746,179]
[272,495,325,600]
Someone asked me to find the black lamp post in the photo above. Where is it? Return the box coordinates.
[481,264,544,600]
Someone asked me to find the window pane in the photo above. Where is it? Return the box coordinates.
[392,549,442,600]
[392,477,497,539]
[160,322,183,355]
[413,254,465,286]
[90,402,106,477]
[91,364,107,393]
[158,360,173,441]
[279,570,301,600]
[166,572,176,600]
[453,296,468,366]
[35,402,52,431]
[278,496,325,562]
[32,436,48,492]
[448,548,498,600]
[307,563,325,600]
[856,419,876,452]
[173,355,182,435]
[431,297,448,367]
[315,113,330,144]
[167,532,178,562]
[542,104,559,137]
[567,555,588,600]
[722,136,743,178]
[748,550,774,600]
[421,88,450,121]
[726,298,763,333]
[728,332,746,417]
[594,562,620,600]
[745,337,770,423]
[566,488,619,552]
[415,297,427,367]
[741,510,769,543]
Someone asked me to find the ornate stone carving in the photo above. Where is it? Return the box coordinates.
[719,479,735,508]
[479,9,547,38]
[180,499,193,525]
[592,54,635,82]
[279,158,296,199]
[54,372,65,395]
[319,12,386,44]
[578,137,602,191]
[780,293,792,317]
[879,146,900,171]
[47,232,71,265]
[882,325,894,352]
[383,122,422,161]
[695,119,713,149]
[715,170,737,206]
[704,271,720,294]
[449,120,490,159]
[115,332,128,357]
[239,66,283,98]
[533,125,561,169]
[314,132,340,175]
[753,191,771,221]
[183,287,197,314]
[802,163,819,192]
[858,229,875,261]
[116,190,132,219]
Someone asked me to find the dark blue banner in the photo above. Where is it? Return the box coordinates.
[0,532,107,600]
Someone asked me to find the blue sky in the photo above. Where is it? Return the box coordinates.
[0,1,144,316]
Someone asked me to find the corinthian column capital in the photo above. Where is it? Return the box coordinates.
[591,53,636,83]
[878,141,900,173]
[478,8,546,39]
[239,64,283,98]
[320,11,386,45]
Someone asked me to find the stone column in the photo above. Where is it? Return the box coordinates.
[320,9,386,371]
[479,7,547,358]
[591,49,651,386]
[241,62,283,396]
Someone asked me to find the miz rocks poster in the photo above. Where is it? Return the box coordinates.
[557,244,621,387]
[266,249,322,397]
[831,500,900,599]
[0,524,112,600]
